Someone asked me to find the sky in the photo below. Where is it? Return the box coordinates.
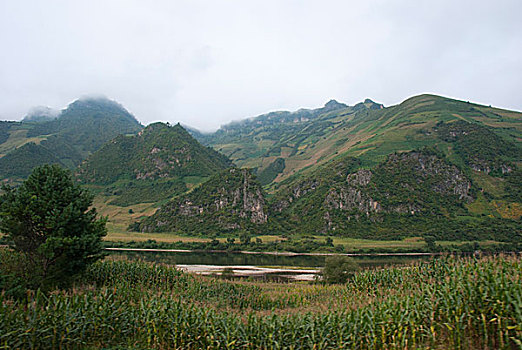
[0,0,521,132]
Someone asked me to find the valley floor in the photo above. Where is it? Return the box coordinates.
[103,222,510,254]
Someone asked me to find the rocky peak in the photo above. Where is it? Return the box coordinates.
[354,99,384,111]
[323,99,348,111]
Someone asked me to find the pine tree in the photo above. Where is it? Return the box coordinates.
[0,164,106,290]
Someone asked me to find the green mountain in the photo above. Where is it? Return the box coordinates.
[136,148,520,241]
[137,168,267,234]
[0,97,142,181]
[139,94,520,240]
[76,122,232,206]
[194,95,521,191]
[270,149,517,239]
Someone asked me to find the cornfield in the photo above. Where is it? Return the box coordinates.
[1,255,520,349]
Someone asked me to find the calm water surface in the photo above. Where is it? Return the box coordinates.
[109,250,432,269]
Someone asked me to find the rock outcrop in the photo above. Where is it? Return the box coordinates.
[271,150,474,234]
[139,168,267,234]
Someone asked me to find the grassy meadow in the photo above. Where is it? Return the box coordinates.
[1,254,520,349]
[102,221,504,253]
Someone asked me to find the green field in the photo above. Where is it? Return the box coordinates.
[103,223,505,253]
[1,254,520,349]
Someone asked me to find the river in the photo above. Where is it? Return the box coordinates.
[107,249,433,281]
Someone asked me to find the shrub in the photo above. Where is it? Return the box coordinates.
[322,256,360,284]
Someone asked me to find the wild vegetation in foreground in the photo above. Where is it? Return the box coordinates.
[1,254,520,349]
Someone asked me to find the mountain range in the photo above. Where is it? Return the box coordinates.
[0,93,520,243]
[193,94,521,191]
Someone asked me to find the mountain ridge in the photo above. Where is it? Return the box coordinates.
[186,94,521,190]
[0,93,520,243]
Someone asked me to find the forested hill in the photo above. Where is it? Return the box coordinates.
[76,122,232,206]
[0,97,142,181]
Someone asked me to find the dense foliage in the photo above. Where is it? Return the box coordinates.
[0,165,106,290]
[0,255,520,349]
[436,120,520,175]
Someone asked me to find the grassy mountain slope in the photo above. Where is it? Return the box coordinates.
[193,99,381,176]
[77,122,232,206]
[196,95,521,192]
[0,97,142,181]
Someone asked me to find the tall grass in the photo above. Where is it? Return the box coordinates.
[1,255,520,349]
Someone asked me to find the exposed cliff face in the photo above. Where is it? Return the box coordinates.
[325,170,381,216]
[139,168,267,234]
[271,150,474,234]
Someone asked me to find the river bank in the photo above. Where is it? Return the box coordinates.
[105,247,442,256]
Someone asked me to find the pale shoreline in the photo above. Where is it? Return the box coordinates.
[176,264,321,281]
[105,247,443,257]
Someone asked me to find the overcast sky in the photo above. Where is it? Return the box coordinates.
[0,0,521,131]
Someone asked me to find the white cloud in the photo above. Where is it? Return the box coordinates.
[0,0,521,131]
